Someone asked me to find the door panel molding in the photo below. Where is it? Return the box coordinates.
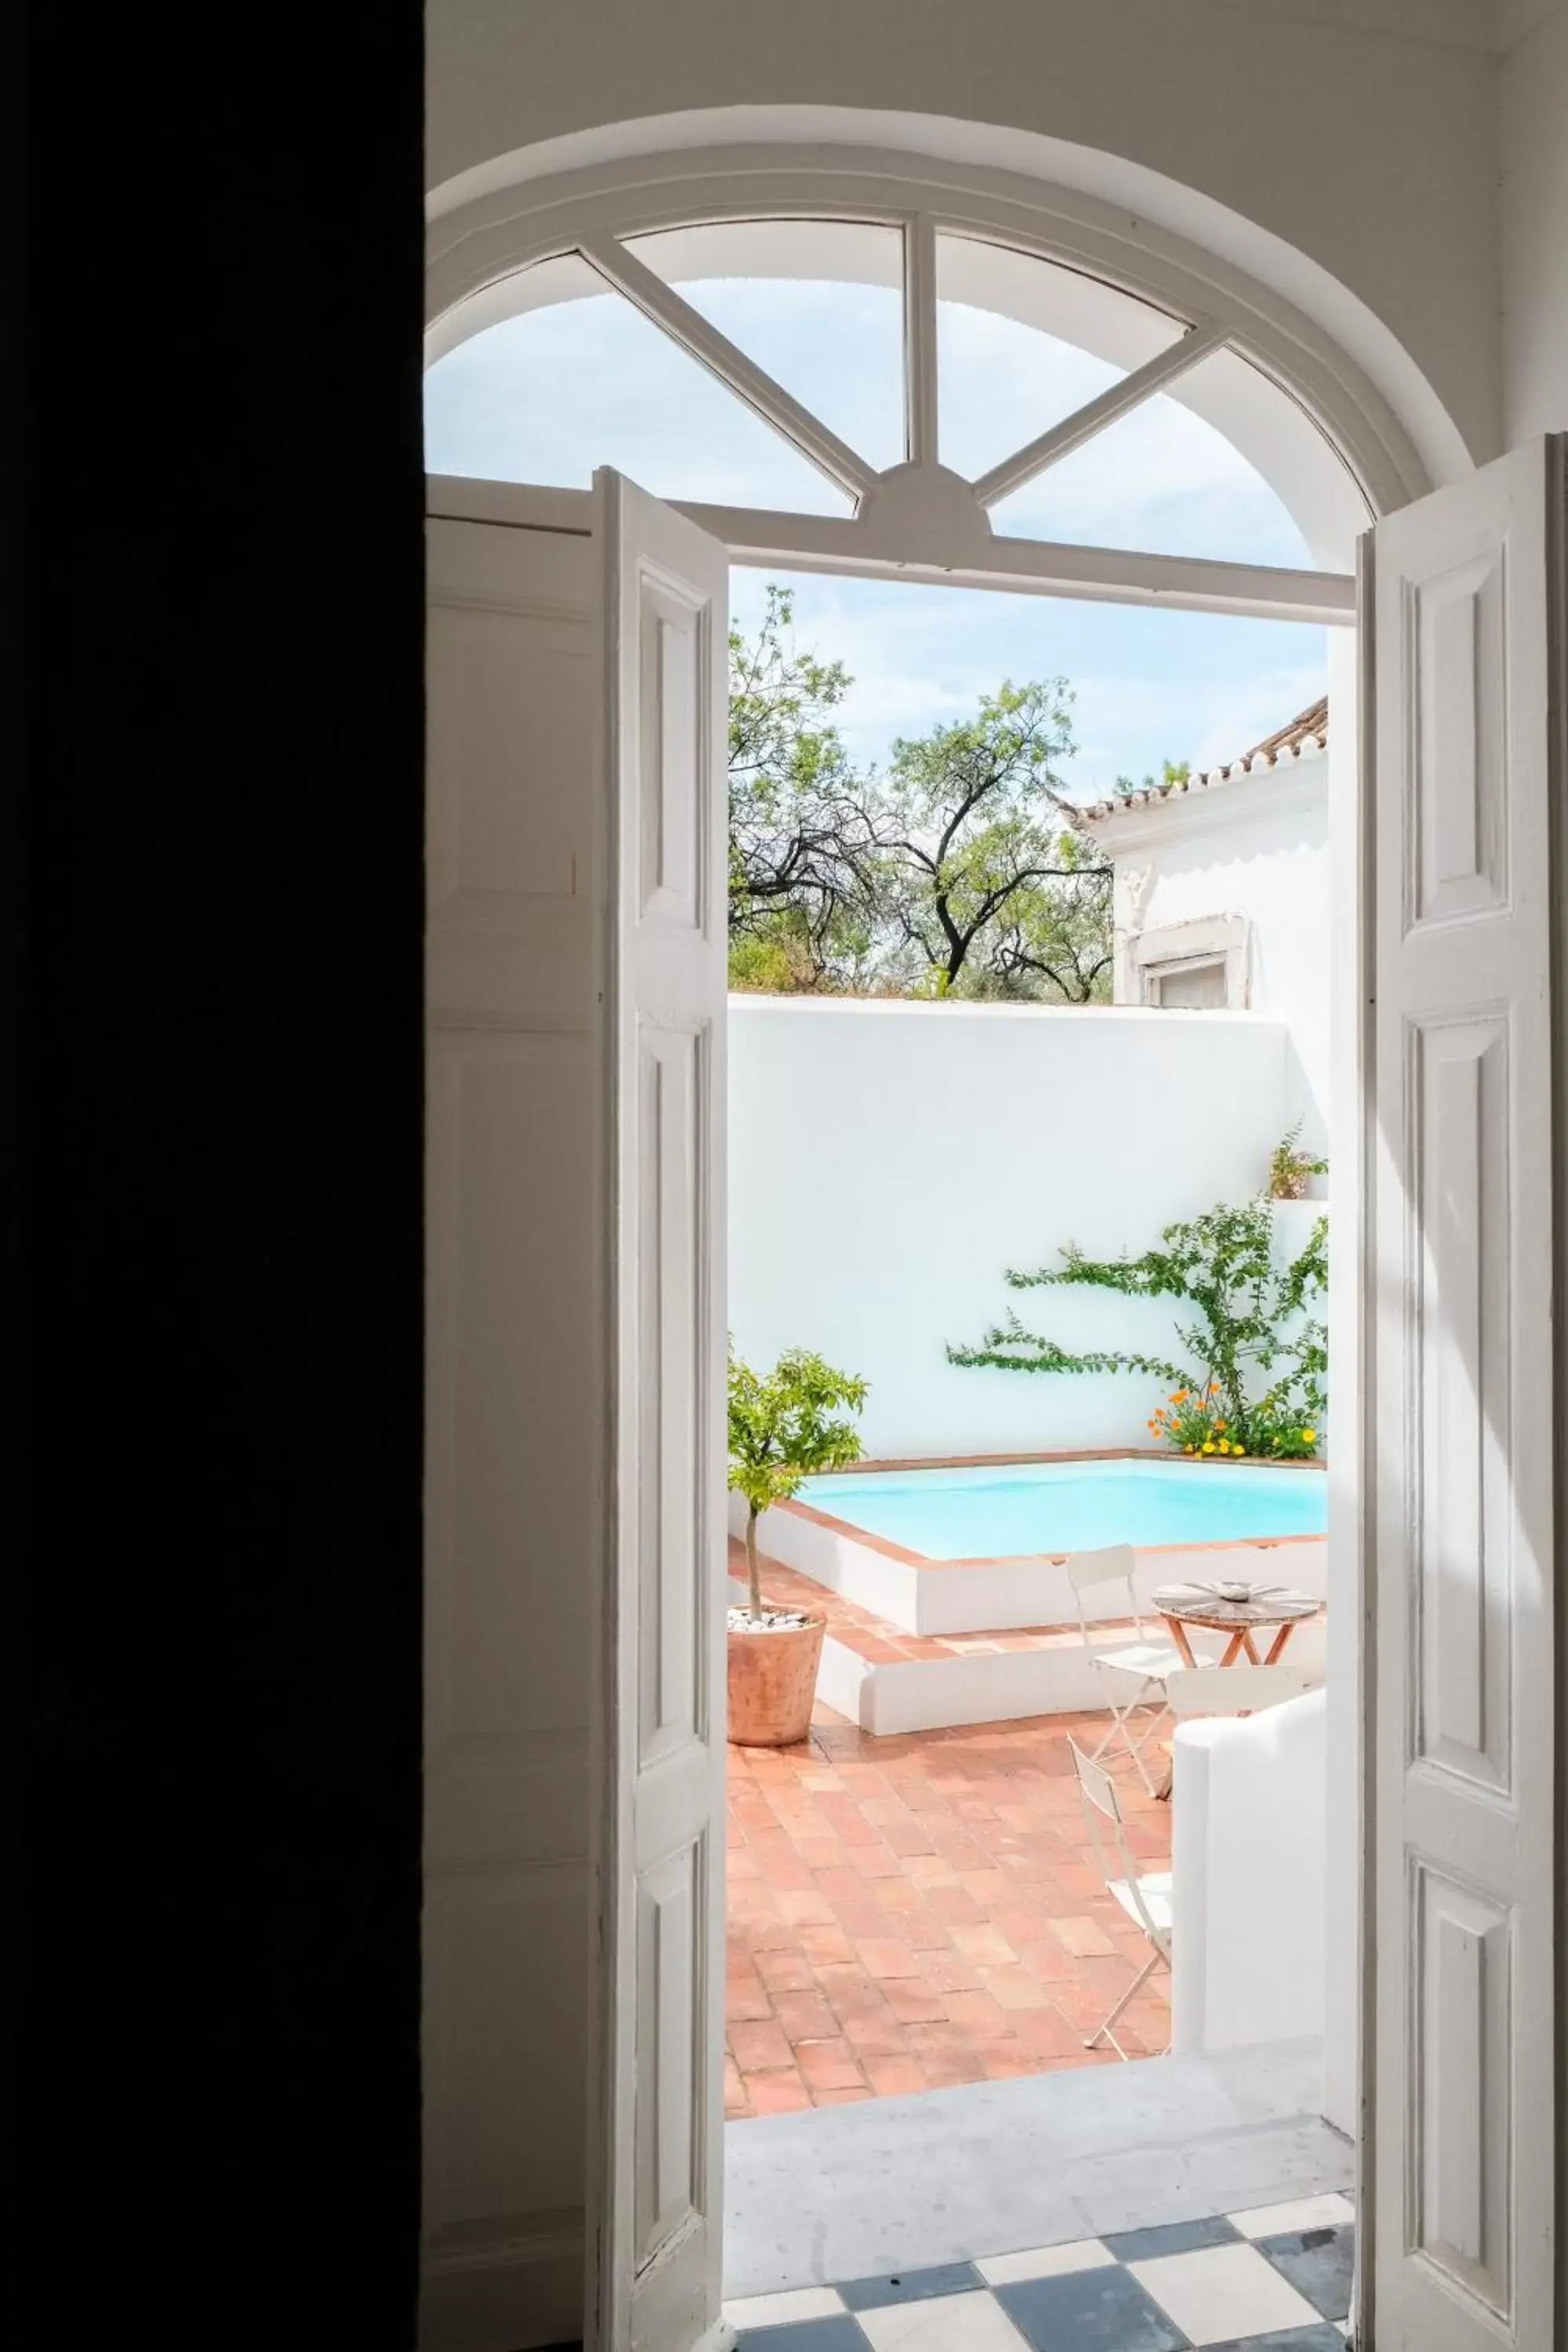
[1367,437,1564,2352]
[591,470,731,2352]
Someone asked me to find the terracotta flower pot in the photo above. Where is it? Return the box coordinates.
[727,1613,826,1748]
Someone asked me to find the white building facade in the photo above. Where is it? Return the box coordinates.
[1079,702,1330,1151]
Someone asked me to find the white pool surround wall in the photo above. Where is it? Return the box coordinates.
[723,1584,1328,1741]
[815,1624,1327,1740]
[1171,1689,1329,2059]
[728,1477,1327,1639]
[728,994,1312,1464]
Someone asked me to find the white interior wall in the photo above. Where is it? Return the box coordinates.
[426,0,1505,474]
[728,996,1298,1461]
[1500,2,1568,443]
[423,511,600,2352]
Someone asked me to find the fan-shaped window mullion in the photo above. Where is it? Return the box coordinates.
[579,234,880,503]
[902,215,940,471]
[973,321,1228,506]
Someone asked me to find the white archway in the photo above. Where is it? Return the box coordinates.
[419,118,1497,2352]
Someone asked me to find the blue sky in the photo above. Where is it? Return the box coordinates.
[424,276,1328,796]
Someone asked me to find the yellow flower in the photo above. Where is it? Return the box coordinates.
[1201,1440,1215,1454]
[1232,1442,1245,1454]
[1184,1445,1195,1455]
[1302,1428,1316,1443]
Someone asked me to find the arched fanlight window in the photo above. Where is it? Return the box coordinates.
[424,212,1370,611]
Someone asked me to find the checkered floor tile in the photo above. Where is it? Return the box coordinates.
[724,2196,1355,2350]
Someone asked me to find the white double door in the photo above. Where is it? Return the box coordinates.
[423,443,1566,2352]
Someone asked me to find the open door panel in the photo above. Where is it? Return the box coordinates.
[1364,435,1566,2350]
[592,470,731,2352]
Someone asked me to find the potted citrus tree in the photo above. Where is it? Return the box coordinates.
[727,1343,867,1747]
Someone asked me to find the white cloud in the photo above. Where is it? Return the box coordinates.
[1061,662,1327,786]
[734,569,1327,789]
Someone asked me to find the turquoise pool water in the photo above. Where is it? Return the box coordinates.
[797,1457,1327,1559]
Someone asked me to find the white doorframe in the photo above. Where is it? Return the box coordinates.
[423,475,1357,623]
[423,466,1375,2350]
[420,473,1382,2352]
[421,149,1568,2352]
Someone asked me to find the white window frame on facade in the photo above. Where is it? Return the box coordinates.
[1129,913,1250,1009]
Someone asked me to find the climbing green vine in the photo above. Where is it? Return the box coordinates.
[947,1147,1327,1461]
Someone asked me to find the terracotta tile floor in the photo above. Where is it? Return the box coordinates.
[724,1700,1173,2120]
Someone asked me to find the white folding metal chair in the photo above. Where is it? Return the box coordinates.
[1065,1542,1187,1795]
[1164,1661,1316,1720]
[1068,1736,1172,2060]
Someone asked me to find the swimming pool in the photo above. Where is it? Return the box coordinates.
[799,1455,1325,1561]
[732,1450,1329,1640]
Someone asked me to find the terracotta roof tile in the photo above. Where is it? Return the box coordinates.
[1236,695,1328,765]
[1074,695,1329,825]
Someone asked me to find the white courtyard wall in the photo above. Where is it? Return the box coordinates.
[728,994,1310,1461]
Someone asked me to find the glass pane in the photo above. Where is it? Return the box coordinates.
[938,233,1185,483]
[989,347,1351,568]
[1152,961,1229,1009]
[423,252,852,514]
[625,221,906,474]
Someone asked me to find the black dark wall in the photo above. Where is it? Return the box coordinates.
[20,9,427,2340]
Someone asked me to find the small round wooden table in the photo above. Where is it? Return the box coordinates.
[1149,1584,1323,1800]
[1153,1583,1321,1669]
